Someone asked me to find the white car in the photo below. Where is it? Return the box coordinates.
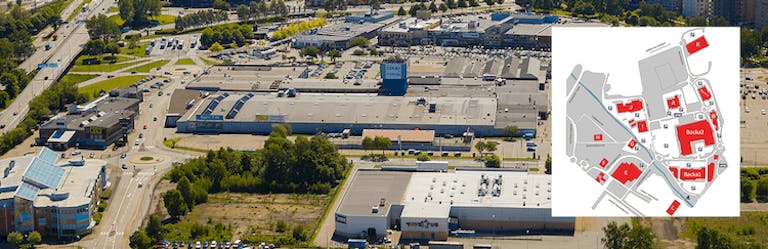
[135,140,140,146]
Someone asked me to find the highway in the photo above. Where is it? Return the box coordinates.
[0,0,112,136]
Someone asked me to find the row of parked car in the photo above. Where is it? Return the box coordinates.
[156,239,268,249]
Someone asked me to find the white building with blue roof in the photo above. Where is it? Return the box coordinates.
[0,148,107,238]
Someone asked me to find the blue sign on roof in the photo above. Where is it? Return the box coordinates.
[196,115,223,121]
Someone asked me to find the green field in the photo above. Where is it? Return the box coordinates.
[76,54,133,65]
[119,43,150,57]
[71,60,147,73]
[59,74,99,85]
[200,57,220,65]
[175,58,196,65]
[681,212,768,246]
[127,60,170,73]
[78,75,146,98]
[107,14,125,26]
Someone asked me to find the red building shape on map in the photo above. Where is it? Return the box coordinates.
[710,110,719,130]
[637,120,648,133]
[594,134,603,141]
[627,139,637,149]
[680,167,706,181]
[707,163,714,182]
[617,100,644,113]
[669,167,679,178]
[667,95,681,109]
[676,120,715,156]
[667,200,681,216]
[698,86,712,101]
[611,162,642,184]
[686,36,709,54]
[596,172,607,183]
[599,158,609,168]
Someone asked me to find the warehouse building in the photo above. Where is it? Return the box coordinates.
[174,92,536,137]
[334,169,574,241]
[37,88,141,150]
[0,148,108,238]
[292,22,386,50]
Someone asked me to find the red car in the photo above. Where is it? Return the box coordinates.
[143,125,147,129]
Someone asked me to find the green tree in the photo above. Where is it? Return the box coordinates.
[362,136,375,152]
[710,16,729,26]
[83,39,106,55]
[504,125,518,137]
[484,154,500,167]
[275,220,288,233]
[573,2,595,15]
[373,136,392,155]
[146,214,163,241]
[164,189,188,219]
[292,225,308,242]
[177,176,194,209]
[370,0,381,9]
[129,230,153,249]
[756,178,768,202]
[236,4,251,21]
[446,0,457,8]
[6,231,22,247]
[439,3,448,12]
[496,0,504,4]
[350,36,370,48]
[601,220,655,249]
[213,0,231,10]
[301,46,321,58]
[429,1,438,12]
[0,72,19,98]
[327,49,341,62]
[86,14,122,43]
[484,142,497,153]
[638,16,658,26]
[474,141,486,156]
[545,154,552,174]
[209,42,224,52]
[397,6,407,15]
[686,16,708,26]
[119,0,161,28]
[28,231,41,247]
[324,72,338,79]
[104,42,120,56]
[742,177,756,202]
[484,0,495,6]
[696,227,735,249]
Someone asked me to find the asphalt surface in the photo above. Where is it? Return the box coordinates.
[0,0,110,136]
[77,59,206,249]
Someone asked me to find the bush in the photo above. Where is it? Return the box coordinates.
[352,49,366,56]
[416,154,430,161]
[324,72,338,79]
[484,154,501,168]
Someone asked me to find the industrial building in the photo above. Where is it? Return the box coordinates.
[38,88,141,150]
[292,22,386,50]
[345,9,395,23]
[0,148,108,238]
[334,169,574,241]
[173,92,536,137]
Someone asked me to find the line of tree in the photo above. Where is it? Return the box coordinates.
[271,18,327,40]
[174,9,229,31]
[0,3,65,58]
[741,167,768,203]
[6,231,41,248]
[236,0,289,22]
[199,23,255,49]
[361,136,392,155]
[118,0,162,28]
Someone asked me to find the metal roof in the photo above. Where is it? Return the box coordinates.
[22,157,65,189]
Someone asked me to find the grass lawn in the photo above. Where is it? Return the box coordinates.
[108,6,118,13]
[119,43,150,57]
[175,58,196,65]
[107,14,125,26]
[150,15,177,25]
[71,59,147,73]
[59,74,99,85]
[75,54,133,65]
[200,57,220,65]
[78,75,146,99]
[127,60,170,73]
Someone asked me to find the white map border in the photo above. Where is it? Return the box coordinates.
[551,27,740,217]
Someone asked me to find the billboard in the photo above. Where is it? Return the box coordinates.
[255,115,286,122]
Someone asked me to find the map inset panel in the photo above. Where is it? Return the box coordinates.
[552,28,739,217]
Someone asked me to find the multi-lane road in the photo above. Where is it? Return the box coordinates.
[0,0,113,135]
